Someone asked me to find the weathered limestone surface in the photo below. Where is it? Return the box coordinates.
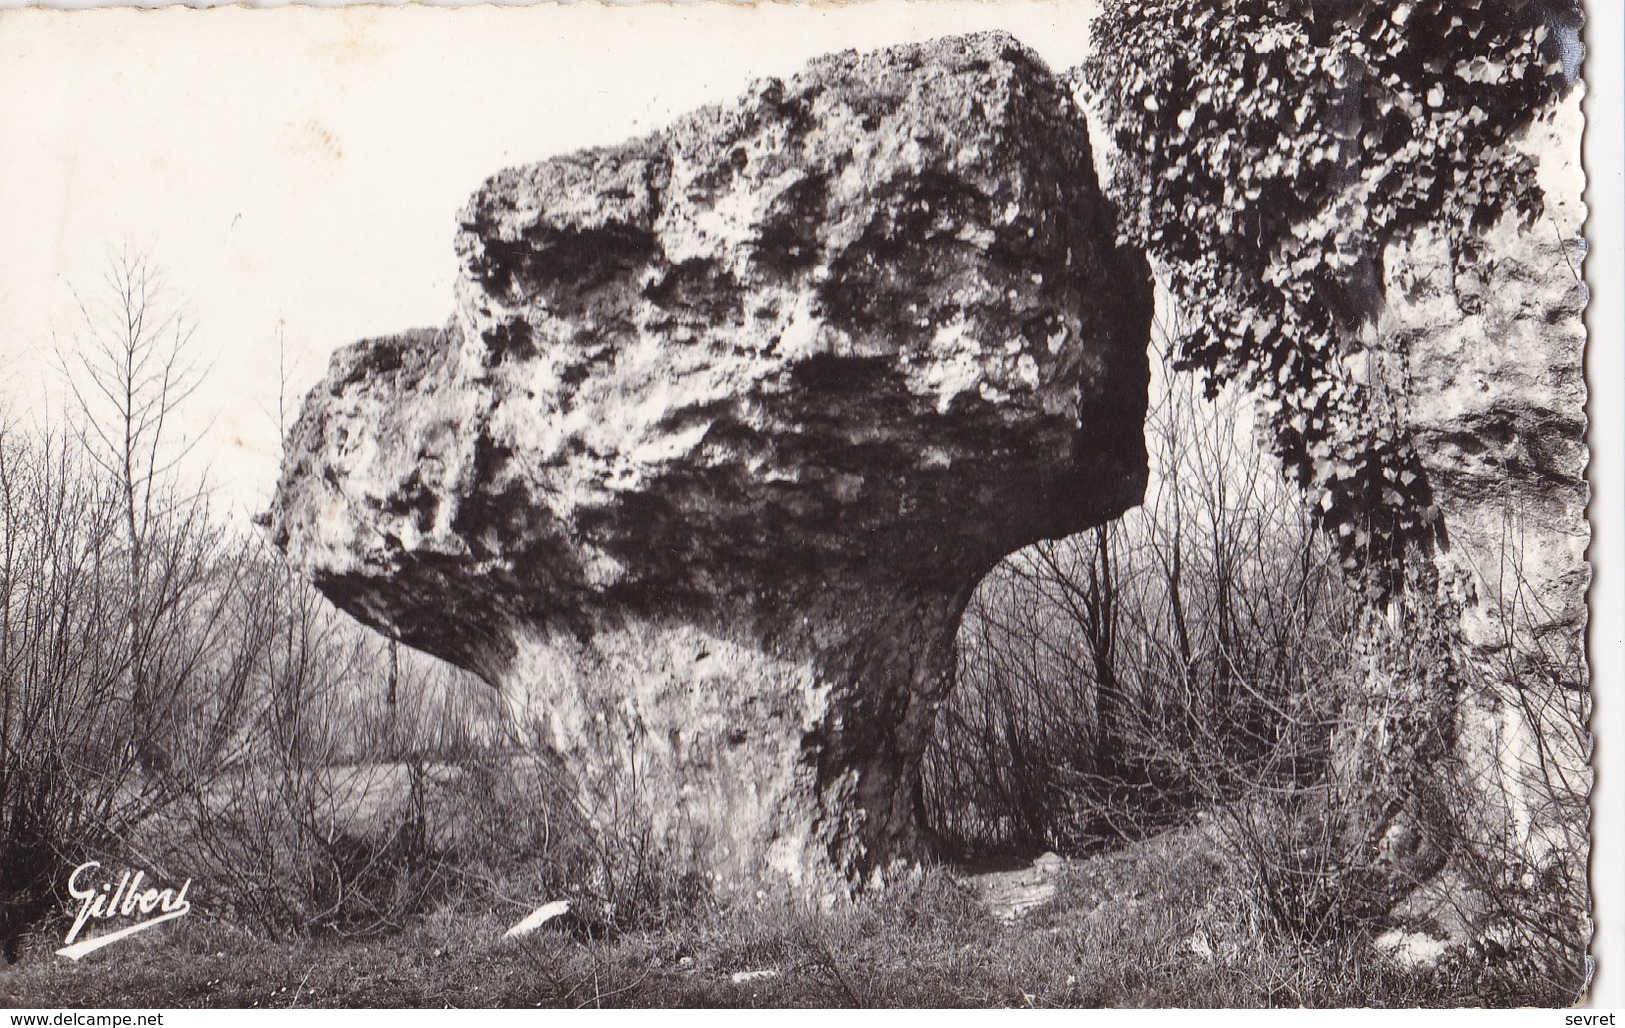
[268,32,1152,885]
[1394,98,1588,682]
[1368,95,1589,958]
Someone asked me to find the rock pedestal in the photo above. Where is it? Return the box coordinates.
[268,32,1152,885]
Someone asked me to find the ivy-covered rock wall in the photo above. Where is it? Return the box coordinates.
[1082,0,1587,958]
[1083,0,1569,597]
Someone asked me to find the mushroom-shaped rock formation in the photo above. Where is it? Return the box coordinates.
[267,32,1152,886]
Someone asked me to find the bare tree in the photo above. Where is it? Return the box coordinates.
[54,245,213,776]
[58,245,209,553]
[0,250,254,957]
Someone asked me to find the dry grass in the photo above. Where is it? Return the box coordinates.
[0,819,1570,1009]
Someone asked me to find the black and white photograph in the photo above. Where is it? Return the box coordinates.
[0,0,1611,1010]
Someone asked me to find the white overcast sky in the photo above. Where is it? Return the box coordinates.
[0,1,1101,524]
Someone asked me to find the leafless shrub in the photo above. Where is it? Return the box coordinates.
[0,419,270,957]
[150,547,513,939]
[0,246,516,943]
[927,323,1357,856]
[927,295,1588,992]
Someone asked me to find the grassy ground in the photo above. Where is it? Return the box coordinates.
[0,823,1556,1008]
